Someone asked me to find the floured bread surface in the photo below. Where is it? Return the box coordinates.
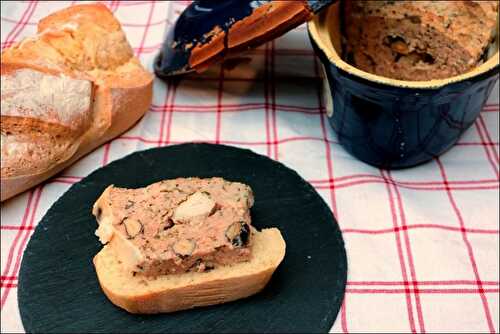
[0,67,92,178]
[1,68,92,130]
[94,227,286,314]
[93,178,256,277]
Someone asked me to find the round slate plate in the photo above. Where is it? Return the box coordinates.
[18,143,347,333]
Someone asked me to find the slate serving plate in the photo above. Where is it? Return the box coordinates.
[18,143,347,333]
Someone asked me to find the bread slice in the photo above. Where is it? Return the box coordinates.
[94,227,286,314]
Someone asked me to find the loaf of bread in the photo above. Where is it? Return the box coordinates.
[1,4,153,201]
[92,178,286,314]
[343,1,499,81]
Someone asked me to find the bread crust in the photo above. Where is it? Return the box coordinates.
[97,262,276,314]
[93,228,286,314]
[0,4,153,201]
[0,81,152,202]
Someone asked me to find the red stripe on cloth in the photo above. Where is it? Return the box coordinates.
[478,115,500,165]
[313,56,344,331]
[10,1,37,40]
[156,0,177,146]
[134,1,155,57]
[309,175,499,186]
[151,102,324,114]
[0,191,34,309]
[333,182,499,191]
[1,185,43,308]
[387,171,426,332]
[314,57,339,218]
[456,142,499,147]
[58,176,83,181]
[110,0,121,13]
[49,155,499,192]
[483,103,499,110]
[264,42,272,158]
[101,142,112,166]
[3,187,44,305]
[1,1,36,51]
[51,179,77,185]
[436,158,496,333]
[164,83,179,145]
[271,40,279,161]
[380,170,417,333]
[0,226,35,231]
[346,288,500,294]
[341,300,348,334]
[107,134,499,190]
[475,121,499,180]
[313,177,499,192]
[215,67,224,145]
[347,280,500,286]
[106,0,115,12]
[0,283,17,289]
[157,81,173,147]
[0,16,37,26]
[1,41,15,50]
[119,134,337,146]
[342,224,499,235]
[2,271,497,287]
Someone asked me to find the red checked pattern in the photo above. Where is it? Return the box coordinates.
[1,1,499,333]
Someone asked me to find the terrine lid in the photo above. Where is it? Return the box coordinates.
[154,0,336,78]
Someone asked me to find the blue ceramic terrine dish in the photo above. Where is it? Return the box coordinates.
[308,3,500,169]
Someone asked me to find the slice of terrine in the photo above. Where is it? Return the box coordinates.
[92,177,255,277]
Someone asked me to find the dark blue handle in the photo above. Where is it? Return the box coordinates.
[307,0,335,13]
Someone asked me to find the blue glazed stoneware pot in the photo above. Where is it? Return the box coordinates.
[308,4,499,169]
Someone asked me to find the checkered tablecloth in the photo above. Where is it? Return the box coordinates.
[1,1,499,333]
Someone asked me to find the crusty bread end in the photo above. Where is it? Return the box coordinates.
[93,228,286,314]
[0,3,153,201]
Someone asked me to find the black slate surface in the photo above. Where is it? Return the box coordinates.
[18,143,347,333]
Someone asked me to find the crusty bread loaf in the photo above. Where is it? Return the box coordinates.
[343,1,499,81]
[94,227,286,314]
[0,3,153,201]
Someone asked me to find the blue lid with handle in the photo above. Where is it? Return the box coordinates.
[154,0,336,78]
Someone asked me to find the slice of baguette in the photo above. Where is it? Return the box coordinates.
[94,228,286,314]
